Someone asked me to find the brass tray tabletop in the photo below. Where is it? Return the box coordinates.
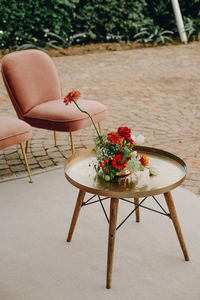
[64,146,187,198]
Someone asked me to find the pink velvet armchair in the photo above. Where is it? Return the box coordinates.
[1,50,107,154]
[0,117,32,182]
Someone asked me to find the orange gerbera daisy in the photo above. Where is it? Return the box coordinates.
[64,90,80,105]
[140,154,149,166]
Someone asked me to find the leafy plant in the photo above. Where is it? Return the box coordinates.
[16,42,47,51]
[134,27,153,46]
[45,31,92,49]
[194,18,200,40]
[150,27,173,45]
[134,25,173,46]
[183,17,196,40]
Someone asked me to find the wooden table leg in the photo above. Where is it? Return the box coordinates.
[106,198,119,289]
[164,191,189,261]
[67,189,86,242]
[134,197,140,222]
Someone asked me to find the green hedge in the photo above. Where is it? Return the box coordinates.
[73,0,148,42]
[0,0,199,49]
[0,0,76,48]
[145,0,200,30]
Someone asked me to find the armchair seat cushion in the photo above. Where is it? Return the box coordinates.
[24,99,107,132]
[0,117,32,149]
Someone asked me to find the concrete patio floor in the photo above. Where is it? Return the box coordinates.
[0,43,200,195]
[0,169,200,299]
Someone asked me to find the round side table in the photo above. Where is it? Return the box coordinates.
[64,146,189,289]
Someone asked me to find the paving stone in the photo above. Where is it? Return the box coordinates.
[187,173,199,181]
[4,153,20,160]
[30,139,44,144]
[26,158,37,164]
[43,145,53,150]
[0,169,12,176]
[32,150,46,157]
[35,156,50,161]
[57,145,68,152]
[13,171,27,177]
[52,157,66,165]
[38,160,54,168]
[30,146,44,151]
[29,164,40,170]
[184,179,200,187]
[10,165,26,172]
[56,141,69,147]
[0,164,9,170]
[46,147,59,153]
[0,159,6,165]
[3,148,17,154]
[47,151,63,159]
[7,159,23,166]
[18,153,34,160]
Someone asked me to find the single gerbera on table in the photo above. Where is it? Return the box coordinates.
[64,90,158,182]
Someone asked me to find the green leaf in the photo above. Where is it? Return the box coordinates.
[121,146,130,164]
[139,165,144,171]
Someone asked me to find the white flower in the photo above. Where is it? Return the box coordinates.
[131,151,138,159]
[126,158,140,173]
[149,166,159,176]
[135,134,145,145]
[131,134,135,141]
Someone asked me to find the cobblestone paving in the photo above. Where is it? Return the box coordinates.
[0,43,200,195]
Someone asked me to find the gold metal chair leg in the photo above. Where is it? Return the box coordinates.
[98,122,102,133]
[54,130,57,146]
[20,143,33,183]
[70,132,75,155]
[25,140,29,154]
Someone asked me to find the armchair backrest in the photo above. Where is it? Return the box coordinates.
[1,50,62,118]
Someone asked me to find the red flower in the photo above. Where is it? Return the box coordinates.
[140,154,149,166]
[99,163,105,169]
[104,158,109,165]
[112,154,127,170]
[117,126,131,140]
[64,90,80,105]
[107,132,123,145]
[127,137,134,145]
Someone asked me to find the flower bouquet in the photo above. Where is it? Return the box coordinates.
[94,127,151,182]
[64,90,158,182]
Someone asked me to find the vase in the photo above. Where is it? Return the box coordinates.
[116,173,132,185]
[115,169,131,177]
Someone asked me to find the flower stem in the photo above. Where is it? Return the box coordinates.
[73,100,101,139]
